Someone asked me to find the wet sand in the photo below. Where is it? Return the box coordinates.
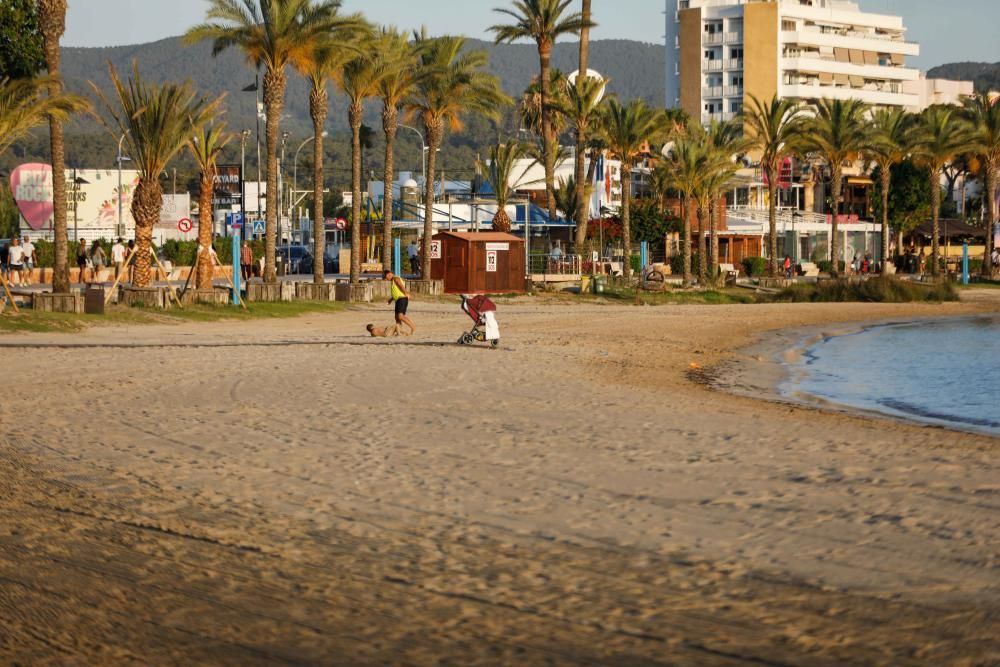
[1,295,999,665]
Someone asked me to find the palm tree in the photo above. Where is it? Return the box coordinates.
[598,98,663,279]
[559,75,606,249]
[295,25,365,286]
[866,108,912,268]
[703,119,749,279]
[406,33,508,281]
[574,0,594,249]
[799,98,870,277]
[0,76,86,155]
[962,93,1000,278]
[912,106,970,277]
[188,124,233,289]
[742,94,804,276]
[478,142,534,232]
[185,0,355,284]
[91,63,221,288]
[375,29,422,271]
[661,128,705,286]
[338,38,383,285]
[38,0,71,292]
[491,0,592,222]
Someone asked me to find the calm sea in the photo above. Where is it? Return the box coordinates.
[784,316,1000,437]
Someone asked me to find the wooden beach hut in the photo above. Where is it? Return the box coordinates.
[430,232,525,294]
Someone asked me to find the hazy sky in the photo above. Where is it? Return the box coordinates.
[63,0,998,70]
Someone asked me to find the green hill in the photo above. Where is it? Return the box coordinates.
[926,62,1000,94]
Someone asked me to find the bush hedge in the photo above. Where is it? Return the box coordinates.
[772,276,958,303]
[816,260,847,274]
[669,253,700,277]
[741,256,767,277]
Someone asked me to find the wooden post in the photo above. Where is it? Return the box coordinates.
[211,249,248,311]
[0,270,20,314]
[149,249,183,308]
[104,247,140,305]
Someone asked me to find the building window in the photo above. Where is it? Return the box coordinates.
[704,50,716,60]
[782,20,797,31]
[730,48,744,59]
[731,102,742,113]
[731,75,743,87]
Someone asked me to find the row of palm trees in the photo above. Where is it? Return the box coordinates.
[658,93,999,282]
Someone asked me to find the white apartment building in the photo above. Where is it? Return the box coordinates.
[665,0,923,123]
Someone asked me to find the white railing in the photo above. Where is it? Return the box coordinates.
[726,208,828,227]
[724,85,743,96]
[528,254,582,276]
[725,31,743,43]
[703,86,723,97]
[703,60,723,72]
[727,58,744,69]
[703,32,723,45]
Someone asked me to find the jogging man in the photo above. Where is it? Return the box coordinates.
[384,269,415,335]
[21,235,35,286]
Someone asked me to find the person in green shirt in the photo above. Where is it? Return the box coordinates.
[383,269,415,335]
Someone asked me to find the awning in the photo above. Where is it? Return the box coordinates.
[847,176,873,186]
[818,71,835,84]
[834,47,850,62]
[914,219,988,240]
[848,49,864,64]
[849,75,865,87]
[835,73,850,85]
[890,53,905,65]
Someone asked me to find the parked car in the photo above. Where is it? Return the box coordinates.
[300,249,339,275]
[276,245,308,274]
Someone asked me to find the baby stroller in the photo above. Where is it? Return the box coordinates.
[458,295,500,348]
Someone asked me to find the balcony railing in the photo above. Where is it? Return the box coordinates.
[727,58,744,69]
[725,31,743,43]
[703,32,723,45]
[703,86,723,98]
[703,60,723,72]
[725,85,743,96]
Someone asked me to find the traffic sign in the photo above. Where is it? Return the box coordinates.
[335,218,347,231]
[430,240,442,259]
[177,218,193,233]
[252,220,266,235]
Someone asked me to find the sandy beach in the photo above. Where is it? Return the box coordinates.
[1,294,998,666]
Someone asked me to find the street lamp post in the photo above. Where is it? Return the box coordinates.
[116,132,131,239]
[240,129,251,235]
[292,131,328,230]
[278,131,290,269]
[399,124,427,224]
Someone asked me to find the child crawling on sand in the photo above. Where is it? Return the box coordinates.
[367,323,409,338]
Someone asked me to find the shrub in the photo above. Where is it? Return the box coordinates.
[816,260,847,274]
[741,256,767,276]
[771,276,958,303]
[630,254,642,274]
[669,253,700,277]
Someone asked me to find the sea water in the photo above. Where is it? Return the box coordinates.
[785,316,1000,437]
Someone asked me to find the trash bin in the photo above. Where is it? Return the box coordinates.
[84,285,105,315]
[591,276,606,295]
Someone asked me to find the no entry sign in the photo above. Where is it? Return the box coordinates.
[177,218,193,233]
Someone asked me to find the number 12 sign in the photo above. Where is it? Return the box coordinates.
[486,250,498,273]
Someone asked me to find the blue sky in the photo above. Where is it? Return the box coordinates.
[64,0,998,70]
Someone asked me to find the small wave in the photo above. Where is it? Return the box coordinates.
[877,399,1000,430]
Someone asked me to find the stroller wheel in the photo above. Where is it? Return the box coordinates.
[461,333,475,345]
[490,339,500,349]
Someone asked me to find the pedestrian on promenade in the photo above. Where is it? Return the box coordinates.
[7,238,24,287]
[384,269,415,335]
[21,235,35,286]
[408,239,420,275]
[126,240,136,283]
[783,255,793,278]
[111,238,126,279]
[76,239,89,284]
[1,239,9,281]
[90,240,107,282]
[240,240,253,282]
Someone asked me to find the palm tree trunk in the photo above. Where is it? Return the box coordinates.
[682,194,692,286]
[930,168,941,277]
[538,45,558,221]
[310,86,328,285]
[880,162,891,272]
[130,178,161,288]
[697,201,708,285]
[262,69,286,284]
[830,163,843,277]
[709,197,719,281]
[621,168,632,280]
[982,164,996,279]
[197,172,214,289]
[40,0,69,292]
[573,1,592,250]
[349,101,363,284]
[422,118,443,282]
[382,105,398,272]
[767,168,778,277]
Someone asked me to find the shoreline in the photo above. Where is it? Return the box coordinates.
[710,312,1000,440]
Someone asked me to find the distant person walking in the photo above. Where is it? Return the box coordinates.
[7,238,24,287]
[111,238,126,279]
[21,235,35,286]
[408,239,420,275]
[783,255,793,278]
[90,240,107,282]
[384,269,415,335]
[240,240,253,282]
[76,239,89,284]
